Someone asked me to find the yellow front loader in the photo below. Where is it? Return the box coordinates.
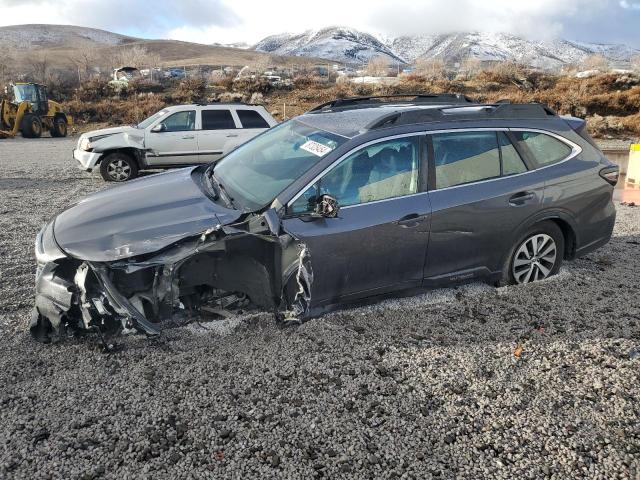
[0,83,72,139]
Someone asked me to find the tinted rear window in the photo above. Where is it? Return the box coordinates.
[237,109,270,129]
[202,110,236,130]
[512,131,572,167]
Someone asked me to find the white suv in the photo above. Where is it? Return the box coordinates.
[73,104,277,181]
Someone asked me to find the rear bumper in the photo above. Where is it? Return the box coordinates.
[73,149,102,172]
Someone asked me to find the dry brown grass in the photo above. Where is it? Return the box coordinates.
[63,71,640,138]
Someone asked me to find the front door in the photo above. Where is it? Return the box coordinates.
[282,136,431,304]
[145,110,197,165]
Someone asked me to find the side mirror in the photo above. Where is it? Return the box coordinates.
[314,194,339,218]
[151,123,166,133]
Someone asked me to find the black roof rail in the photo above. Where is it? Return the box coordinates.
[365,103,558,130]
[307,93,475,112]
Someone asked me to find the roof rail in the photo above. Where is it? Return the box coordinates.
[307,94,474,112]
[365,103,558,130]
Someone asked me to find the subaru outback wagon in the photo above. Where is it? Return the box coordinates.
[32,94,618,342]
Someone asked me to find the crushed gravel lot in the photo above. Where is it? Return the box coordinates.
[0,136,639,479]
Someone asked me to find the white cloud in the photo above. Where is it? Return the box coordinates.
[0,0,630,44]
[620,0,640,9]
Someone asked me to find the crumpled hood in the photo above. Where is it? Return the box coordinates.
[81,125,138,140]
[53,167,243,262]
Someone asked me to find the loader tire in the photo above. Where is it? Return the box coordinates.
[21,114,43,138]
[50,116,68,137]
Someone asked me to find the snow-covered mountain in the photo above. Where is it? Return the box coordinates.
[0,24,136,50]
[254,27,640,68]
[254,27,404,64]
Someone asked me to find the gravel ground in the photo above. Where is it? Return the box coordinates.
[0,137,639,480]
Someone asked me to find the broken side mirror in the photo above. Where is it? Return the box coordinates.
[151,123,167,133]
[314,194,339,219]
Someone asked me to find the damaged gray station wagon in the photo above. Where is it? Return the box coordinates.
[32,94,619,342]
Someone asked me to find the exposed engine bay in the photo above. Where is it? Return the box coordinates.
[31,210,312,344]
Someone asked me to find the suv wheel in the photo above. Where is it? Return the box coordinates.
[100,153,139,182]
[50,117,68,137]
[499,221,564,286]
[21,114,43,138]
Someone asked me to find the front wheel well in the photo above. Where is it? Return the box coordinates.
[97,148,143,168]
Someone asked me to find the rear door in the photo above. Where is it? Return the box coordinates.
[282,135,431,304]
[145,109,198,165]
[424,129,545,284]
[197,108,238,162]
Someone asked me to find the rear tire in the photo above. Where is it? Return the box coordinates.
[21,114,43,138]
[497,221,564,286]
[100,153,139,182]
[50,116,68,137]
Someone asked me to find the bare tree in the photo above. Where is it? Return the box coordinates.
[29,53,49,84]
[581,54,609,72]
[414,58,446,79]
[365,56,390,76]
[114,45,152,69]
[460,57,482,78]
[0,47,15,86]
[69,47,100,84]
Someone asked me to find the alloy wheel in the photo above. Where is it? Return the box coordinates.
[512,233,557,284]
[106,159,132,181]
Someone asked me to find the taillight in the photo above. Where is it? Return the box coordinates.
[599,166,619,186]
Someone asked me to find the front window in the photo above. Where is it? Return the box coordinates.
[212,121,346,211]
[162,111,196,132]
[13,85,37,103]
[290,137,420,214]
[137,110,168,129]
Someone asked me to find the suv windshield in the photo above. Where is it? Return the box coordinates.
[212,120,346,211]
[137,110,169,129]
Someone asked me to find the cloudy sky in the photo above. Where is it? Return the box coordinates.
[1,0,639,45]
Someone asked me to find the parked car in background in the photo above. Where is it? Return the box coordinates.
[73,103,278,181]
[164,68,187,79]
[33,94,618,342]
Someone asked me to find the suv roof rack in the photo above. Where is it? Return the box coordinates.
[365,103,558,130]
[307,94,475,113]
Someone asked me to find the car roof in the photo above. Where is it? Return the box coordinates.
[163,103,265,111]
[298,95,559,139]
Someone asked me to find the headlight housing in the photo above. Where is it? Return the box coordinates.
[35,221,66,265]
[79,137,92,151]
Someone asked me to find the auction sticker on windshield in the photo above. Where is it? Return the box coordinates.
[300,140,333,157]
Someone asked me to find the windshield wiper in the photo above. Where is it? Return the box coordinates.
[208,169,235,208]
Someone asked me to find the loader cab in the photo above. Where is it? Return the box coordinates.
[13,83,48,115]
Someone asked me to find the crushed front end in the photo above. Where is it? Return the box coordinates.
[31,213,312,343]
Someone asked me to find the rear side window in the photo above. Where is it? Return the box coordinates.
[433,131,501,189]
[237,110,270,129]
[512,131,572,167]
[202,110,236,130]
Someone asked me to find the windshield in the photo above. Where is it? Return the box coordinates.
[13,84,37,103]
[213,120,347,211]
[137,109,169,129]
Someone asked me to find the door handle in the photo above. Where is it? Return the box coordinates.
[509,191,535,206]
[182,135,195,139]
[226,134,238,138]
[395,213,424,227]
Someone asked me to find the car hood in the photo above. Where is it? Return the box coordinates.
[81,125,138,140]
[53,167,243,262]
